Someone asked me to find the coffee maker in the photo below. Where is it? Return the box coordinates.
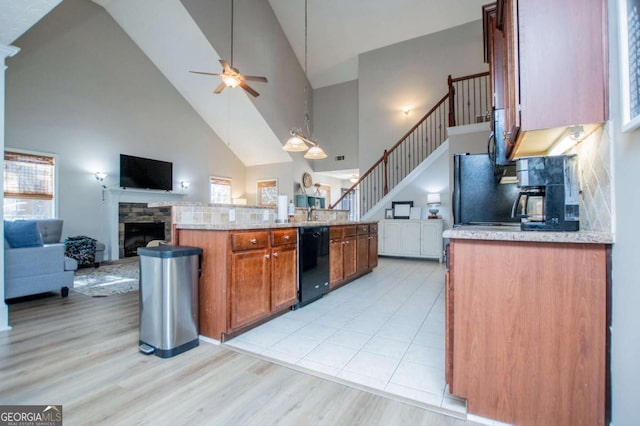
[512,155,580,231]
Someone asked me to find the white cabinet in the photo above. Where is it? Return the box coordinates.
[379,219,444,262]
[420,220,444,261]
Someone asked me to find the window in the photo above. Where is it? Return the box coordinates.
[209,176,232,204]
[256,179,278,206]
[4,151,56,219]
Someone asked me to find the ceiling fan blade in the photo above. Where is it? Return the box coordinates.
[219,59,231,72]
[213,81,227,94]
[190,70,222,76]
[239,81,260,97]
[241,75,268,83]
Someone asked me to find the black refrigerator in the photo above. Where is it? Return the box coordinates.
[452,153,520,226]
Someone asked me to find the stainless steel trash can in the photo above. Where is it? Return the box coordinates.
[137,245,202,358]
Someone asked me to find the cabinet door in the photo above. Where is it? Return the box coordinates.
[229,249,270,331]
[271,244,297,312]
[329,239,344,288]
[420,222,442,257]
[383,221,403,254]
[368,233,378,269]
[356,234,369,274]
[343,237,357,279]
[402,222,421,255]
[503,0,520,152]
[517,0,607,132]
[445,270,454,392]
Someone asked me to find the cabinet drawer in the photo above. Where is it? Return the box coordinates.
[369,223,378,234]
[330,226,344,240]
[231,231,269,251]
[271,229,297,246]
[343,226,357,237]
[357,225,369,235]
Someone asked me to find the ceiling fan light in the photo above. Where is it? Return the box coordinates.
[283,135,309,152]
[222,74,240,88]
[304,145,327,160]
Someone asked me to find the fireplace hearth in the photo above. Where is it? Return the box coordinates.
[123,222,165,257]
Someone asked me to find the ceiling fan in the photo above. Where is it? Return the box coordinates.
[189,0,267,97]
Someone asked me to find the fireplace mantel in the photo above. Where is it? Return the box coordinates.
[103,188,186,260]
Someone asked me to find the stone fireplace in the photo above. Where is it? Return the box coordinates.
[119,203,171,258]
[103,188,185,261]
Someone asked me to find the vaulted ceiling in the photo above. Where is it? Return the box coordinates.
[269,0,488,88]
[1,0,486,168]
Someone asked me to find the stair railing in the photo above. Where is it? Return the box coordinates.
[331,72,490,219]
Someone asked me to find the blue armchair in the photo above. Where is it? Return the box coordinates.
[4,219,78,299]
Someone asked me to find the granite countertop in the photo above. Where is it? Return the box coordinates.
[443,225,613,244]
[176,220,378,231]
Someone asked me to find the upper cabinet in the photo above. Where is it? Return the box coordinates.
[485,0,608,159]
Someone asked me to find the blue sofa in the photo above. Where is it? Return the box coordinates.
[4,219,78,299]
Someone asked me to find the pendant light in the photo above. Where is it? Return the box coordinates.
[282,0,327,160]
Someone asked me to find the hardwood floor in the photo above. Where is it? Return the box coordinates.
[0,292,479,425]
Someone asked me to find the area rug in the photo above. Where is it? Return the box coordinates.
[72,258,139,297]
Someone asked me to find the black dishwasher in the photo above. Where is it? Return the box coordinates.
[297,226,330,307]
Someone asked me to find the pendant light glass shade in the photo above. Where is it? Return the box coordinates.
[282,134,309,152]
[304,145,327,160]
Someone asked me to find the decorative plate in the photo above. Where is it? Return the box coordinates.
[302,172,313,188]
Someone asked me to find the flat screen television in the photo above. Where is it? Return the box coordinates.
[119,154,173,191]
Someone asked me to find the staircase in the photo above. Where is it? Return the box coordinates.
[331,72,490,219]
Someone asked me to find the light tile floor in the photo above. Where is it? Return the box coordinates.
[224,257,467,414]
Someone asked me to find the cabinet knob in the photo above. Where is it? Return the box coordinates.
[273,252,278,257]
[284,235,290,240]
[250,238,257,244]
[264,254,270,259]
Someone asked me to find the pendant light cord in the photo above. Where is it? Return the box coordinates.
[230,0,234,67]
[304,0,311,137]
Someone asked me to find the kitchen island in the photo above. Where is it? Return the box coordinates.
[152,201,378,341]
[444,225,612,426]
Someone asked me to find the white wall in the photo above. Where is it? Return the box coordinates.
[181,0,312,148]
[5,0,246,243]
[313,79,359,172]
[1,43,20,331]
[358,20,487,172]
[609,0,640,424]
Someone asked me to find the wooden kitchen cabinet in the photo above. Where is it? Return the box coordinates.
[175,227,298,340]
[229,246,270,331]
[486,0,608,158]
[368,223,378,269]
[270,231,298,312]
[343,226,357,280]
[356,225,369,275]
[329,227,344,289]
[329,224,378,289]
[446,238,609,426]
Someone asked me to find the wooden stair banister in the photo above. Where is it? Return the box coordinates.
[330,71,490,216]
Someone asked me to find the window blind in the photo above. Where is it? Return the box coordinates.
[4,152,55,200]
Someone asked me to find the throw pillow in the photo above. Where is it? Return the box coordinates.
[4,220,44,248]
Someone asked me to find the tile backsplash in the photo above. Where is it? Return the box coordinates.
[171,204,348,226]
[570,123,612,233]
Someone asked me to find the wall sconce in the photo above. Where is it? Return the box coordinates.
[95,172,107,189]
[180,181,190,190]
[402,106,411,116]
[427,192,441,218]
